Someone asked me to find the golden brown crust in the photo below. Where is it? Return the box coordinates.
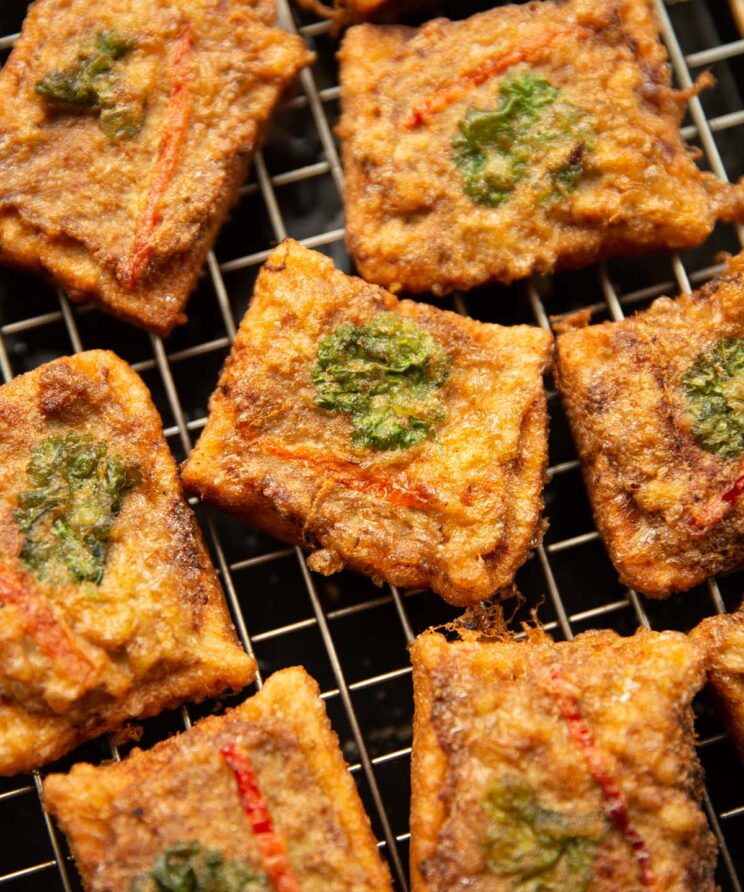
[410,632,447,892]
[692,611,744,761]
[731,0,744,36]
[43,667,394,892]
[0,351,255,775]
[181,239,552,606]
[410,628,716,891]
[555,251,744,597]
[0,0,312,335]
[338,0,744,295]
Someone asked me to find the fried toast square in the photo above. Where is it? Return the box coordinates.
[43,667,394,892]
[338,0,744,295]
[181,239,552,606]
[0,0,312,335]
[555,251,744,597]
[410,628,716,891]
[692,610,744,761]
[0,350,255,776]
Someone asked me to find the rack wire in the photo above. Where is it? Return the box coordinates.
[0,0,743,888]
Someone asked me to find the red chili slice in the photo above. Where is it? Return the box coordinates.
[404,26,584,130]
[261,441,435,511]
[721,473,744,506]
[221,743,301,892]
[0,565,95,683]
[549,663,656,887]
[689,472,744,534]
[119,23,194,290]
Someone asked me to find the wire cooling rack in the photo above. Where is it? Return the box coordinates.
[0,0,743,888]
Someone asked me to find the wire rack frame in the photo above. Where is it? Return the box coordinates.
[0,0,743,889]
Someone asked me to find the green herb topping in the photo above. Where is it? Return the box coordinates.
[682,337,744,460]
[453,71,594,208]
[132,842,268,892]
[35,30,142,140]
[15,431,141,585]
[311,312,451,451]
[483,777,605,891]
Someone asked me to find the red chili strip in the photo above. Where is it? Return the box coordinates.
[0,566,95,683]
[404,26,582,130]
[119,23,194,290]
[689,472,744,535]
[221,743,301,892]
[549,664,656,887]
[261,441,435,511]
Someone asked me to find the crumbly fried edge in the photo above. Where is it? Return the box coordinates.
[473,394,549,604]
[181,239,552,606]
[0,351,255,776]
[42,667,394,891]
[409,627,713,892]
[692,611,744,761]
[0,3,312,335]
[410,633,448,892]
[252,0,279,23]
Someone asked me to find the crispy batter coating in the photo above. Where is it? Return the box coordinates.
[0,351,255,776]
[43,667,394,892]
[410,628,716,891]
[692,610,744,761]
[0,0,312,335]
[731,0,744,38]
[555,252,744,597]
[338,0,744,295]
[181,239,552,606]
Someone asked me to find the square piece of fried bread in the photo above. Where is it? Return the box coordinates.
[692,610,744,761]
[555,251,744,597]
[338,0,744,295]
[181,239,552,606]
[43,667,394,892]
[0,351,255,776]
[0,0,312,334]
[410,628,715,891]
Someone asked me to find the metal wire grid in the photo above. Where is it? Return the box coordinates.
[0,0,742,888]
